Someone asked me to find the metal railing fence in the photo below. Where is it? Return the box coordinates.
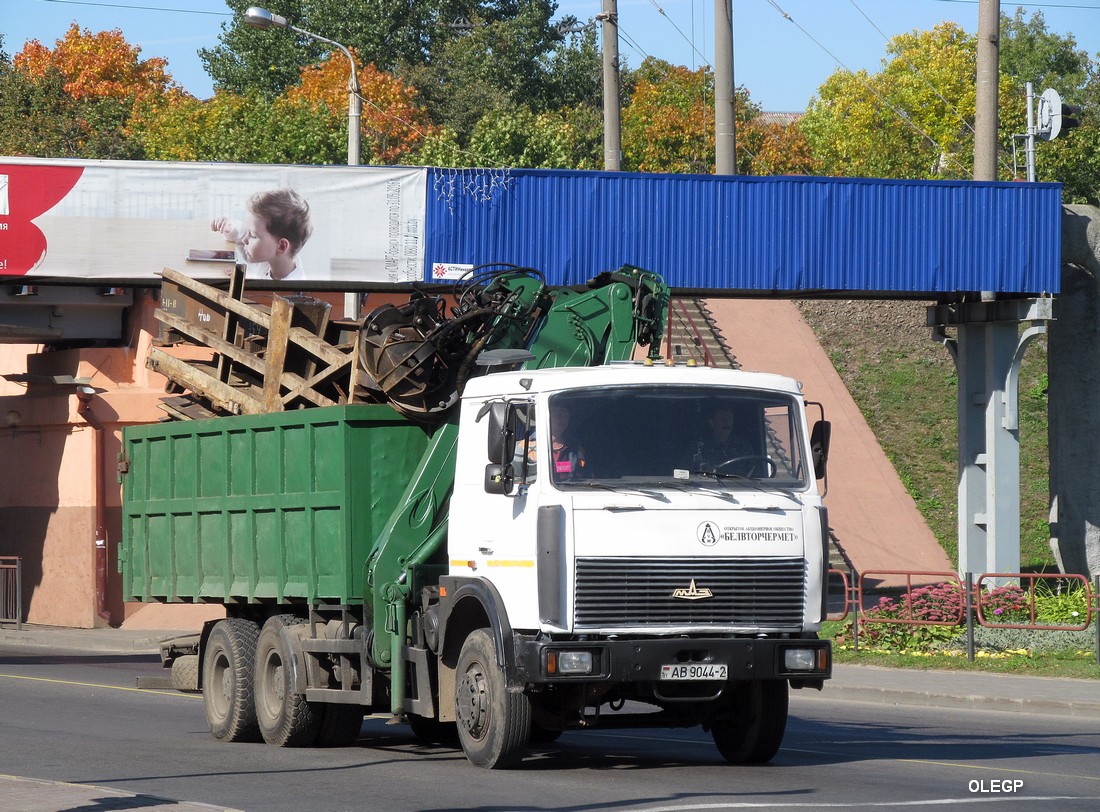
[827,567,1100,665]
[0,556,22,630]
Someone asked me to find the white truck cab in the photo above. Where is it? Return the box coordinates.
[438,362,832,765]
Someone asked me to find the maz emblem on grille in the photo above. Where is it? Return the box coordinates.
[671,579,714,600]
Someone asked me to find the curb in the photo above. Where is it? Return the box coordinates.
[811,683,1100,720]
[0,627,183,654]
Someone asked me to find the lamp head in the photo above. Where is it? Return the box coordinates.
[243,6,288,30]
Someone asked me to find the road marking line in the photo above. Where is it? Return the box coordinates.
[622,799,1095,810]
[0,672,200,699]
[899,757,1100,783]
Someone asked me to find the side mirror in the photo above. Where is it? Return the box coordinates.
[484,463,515,495]
[486,402,512,464]
[810,420,831,480]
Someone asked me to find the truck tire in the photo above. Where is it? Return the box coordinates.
[202,618,261,743]
[314,704,364,747]
[454,628,531,768]
[711,679,789,764]
[255,615,322,747]
[170,654,200,692]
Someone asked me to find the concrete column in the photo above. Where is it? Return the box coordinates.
[1049,205,1100,578]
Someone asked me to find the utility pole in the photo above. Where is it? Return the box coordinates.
[599,0,621,171]
[974,0,999,181]
[714,0,736,174]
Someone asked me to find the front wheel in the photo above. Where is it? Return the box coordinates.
[454,628,531,768]
[202,618,261,743]
[711,679,789,764]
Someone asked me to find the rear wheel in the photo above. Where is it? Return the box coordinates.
[254,615,322,747]
[454,629,531,768]
[314,703,364,747]
[171,654,200,693]
[711,680,789,764]
[202,618,261,742]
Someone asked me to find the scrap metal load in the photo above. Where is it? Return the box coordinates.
[149,264,668,422]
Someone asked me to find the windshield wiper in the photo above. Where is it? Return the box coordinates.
[689,469,787,495]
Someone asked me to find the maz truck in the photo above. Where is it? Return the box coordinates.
[121,267,832,768]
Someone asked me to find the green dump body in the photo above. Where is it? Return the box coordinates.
[120,405,431,604]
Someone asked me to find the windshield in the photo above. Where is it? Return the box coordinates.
[546,385,808,490]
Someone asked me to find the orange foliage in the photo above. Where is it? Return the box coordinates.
[15,23,174,102]
[284,52,432,163]
[745,120,821,176]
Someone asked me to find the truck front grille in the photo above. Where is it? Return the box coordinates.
[573,556,806,630]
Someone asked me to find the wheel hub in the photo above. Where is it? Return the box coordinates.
[456,667,488,739]
[272,664,285,701]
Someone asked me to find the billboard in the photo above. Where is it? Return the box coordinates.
[0,158,427,284]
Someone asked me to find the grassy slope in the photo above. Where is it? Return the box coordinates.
[796,300,1052,570]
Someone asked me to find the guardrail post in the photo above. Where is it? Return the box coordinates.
[15,558,20,631]
[965,571,975,662]
[852,573,860,653]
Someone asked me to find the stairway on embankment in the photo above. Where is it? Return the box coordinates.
[665,298,952,587]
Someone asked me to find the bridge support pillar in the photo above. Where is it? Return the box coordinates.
[928,298,1052,579]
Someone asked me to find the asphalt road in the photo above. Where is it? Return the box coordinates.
[1,645,1098,811]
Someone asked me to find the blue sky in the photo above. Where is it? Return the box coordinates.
[2,0,1097,112]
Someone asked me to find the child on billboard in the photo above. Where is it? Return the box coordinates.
[211,188,312,281]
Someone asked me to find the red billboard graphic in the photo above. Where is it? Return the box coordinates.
[0,164,85,276]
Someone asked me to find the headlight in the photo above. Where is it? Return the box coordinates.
[783,648,818,671]
[547,650,594,675]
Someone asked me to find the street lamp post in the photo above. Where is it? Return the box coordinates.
[243,6,361,167]
[243,6,362,318]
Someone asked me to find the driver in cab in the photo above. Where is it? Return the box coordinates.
[694,403,755,476]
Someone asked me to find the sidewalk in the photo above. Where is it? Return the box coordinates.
[1,623,1098,811]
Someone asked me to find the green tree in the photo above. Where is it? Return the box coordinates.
[200,0,456,98]
[800,12,1098,198]
[1000,8,1089,96]
[404,2,592,143]
[1000,9,1098,203]
[203,0,596,151]
[801,22,977,180]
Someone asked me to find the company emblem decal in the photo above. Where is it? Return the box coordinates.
[671,579,714,600]
[697,521,720,547]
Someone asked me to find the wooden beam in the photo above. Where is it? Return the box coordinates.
[263,296,292,412]
[147,348,264,415]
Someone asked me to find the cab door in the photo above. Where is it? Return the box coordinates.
[448,399,544,630]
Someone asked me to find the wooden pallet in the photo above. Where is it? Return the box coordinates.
[149,266,378,419]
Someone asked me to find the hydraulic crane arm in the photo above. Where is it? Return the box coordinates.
[360,266,669,714]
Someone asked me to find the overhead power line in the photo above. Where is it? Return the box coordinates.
[39,0,230,15]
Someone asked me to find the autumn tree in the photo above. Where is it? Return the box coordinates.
[283,53,432,163]
[0,24,176,158]
[621,59,758,174]
[740,118,821,176]
[16,23,174,102]
[134,53,433,166]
